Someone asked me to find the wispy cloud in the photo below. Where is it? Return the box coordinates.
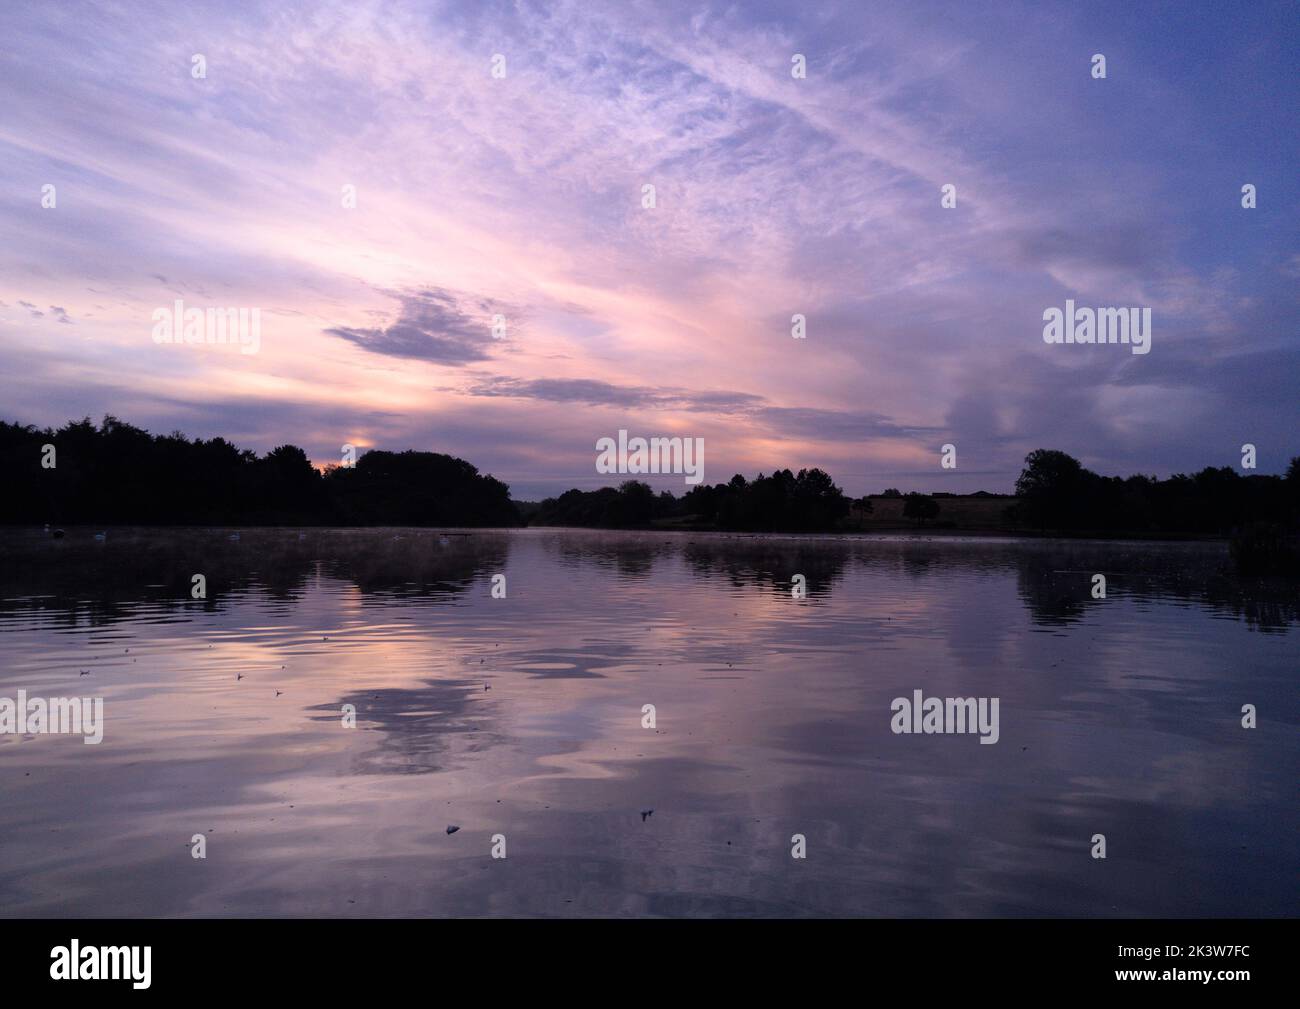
[0,0,1295,496]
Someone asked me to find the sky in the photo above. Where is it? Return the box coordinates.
[0,0,1296,499]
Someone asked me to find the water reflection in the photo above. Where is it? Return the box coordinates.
[310,678,501,776]
[0,528,1295,917]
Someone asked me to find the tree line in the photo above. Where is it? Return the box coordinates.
[531,467,866,532]
[0,416,518,527]
[1011,448,1298,536]
[2,418,1296,569]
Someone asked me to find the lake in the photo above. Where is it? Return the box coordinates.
[0,528,1295,917]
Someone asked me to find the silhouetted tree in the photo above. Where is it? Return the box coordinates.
[902,493,940,526]
[1014,449,1090,528]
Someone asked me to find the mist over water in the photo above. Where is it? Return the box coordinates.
[0,528,1295,917]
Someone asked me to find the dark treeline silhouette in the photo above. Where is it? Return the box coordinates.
[529,451,1299,573]
[0,416,519,527]
[532,468,863,532]
[902,492,941,525]
[3,418,1297,569]
[1011,448,1297,532]
[529,480,674,529]
[1010,449,1300,573]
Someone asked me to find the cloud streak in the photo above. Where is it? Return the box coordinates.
[0,0,1294,497]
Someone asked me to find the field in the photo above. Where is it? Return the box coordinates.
[846,495,1019,532]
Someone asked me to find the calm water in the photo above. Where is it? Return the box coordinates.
[0,528,1295,918]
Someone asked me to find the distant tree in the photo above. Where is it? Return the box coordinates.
[530,466,849,531]
[790,467,850,529]
[612,480,656,526]
[532,480,667,528]
[902,493,940,526]
[1015,449,1085,498]
[259,444,322,518]
[1014,449,1090,529]
[855,496,873,514]
[327,448,518,526]
[881,488,902,498]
